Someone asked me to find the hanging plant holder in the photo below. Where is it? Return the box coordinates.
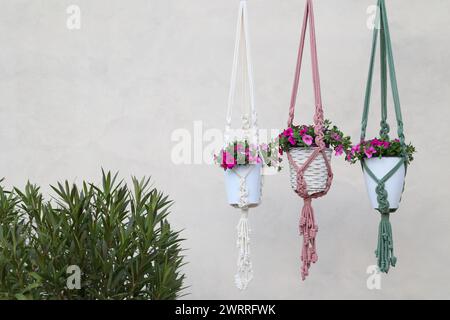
[223,0,261,290]
[285,0,333,281]
[360,0,410,273]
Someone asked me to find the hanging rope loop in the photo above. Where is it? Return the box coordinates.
[225,0,258,146]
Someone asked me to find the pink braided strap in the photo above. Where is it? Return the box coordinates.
[285,0,333,280]
[287,0,324,145]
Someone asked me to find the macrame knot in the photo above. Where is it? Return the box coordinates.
[379,121,390,140]
[375,182,390,213]
[299,197,318,280]
[296,171,308,197]
[241,114,250,130]
[238,175,249,208]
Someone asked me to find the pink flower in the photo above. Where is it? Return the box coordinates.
[335,145,344,156]
[299,127,308,136]
[288,136,296,146]
[394,138,400,142]
[382,141,390,149]
[331,132,341,141]
[364,146,376,159]
[371,138,382,147]
[351,144,360,155]
[222,151,236,169]
[283,128,294,137]
[302,134,313,146]
[346,153,352,162]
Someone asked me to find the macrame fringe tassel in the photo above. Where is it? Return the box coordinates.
[235,208,253,290]
[375,213,397,273]
[299,198,318,280]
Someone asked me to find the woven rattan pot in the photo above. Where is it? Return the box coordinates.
[289,147,332,195]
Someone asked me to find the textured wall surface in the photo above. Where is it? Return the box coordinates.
[1,0,449,299]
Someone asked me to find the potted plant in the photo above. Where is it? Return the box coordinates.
[215,139,281,208]
[347,138,415,210]
[279,120,352,195]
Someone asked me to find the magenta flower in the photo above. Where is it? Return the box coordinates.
[299,127,308,136]
[302,134,313,146]
[364,146,376,159]
[222,151,236,170]
[382,141,390,148]
[331,132,341,141]
[351,144,360,155]
[335,145,344,156]
[288,136,296,146]
[346,153,352,162]
[371,138,386,147]
[283,127,294,137]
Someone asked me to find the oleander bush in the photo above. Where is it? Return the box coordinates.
[0,171,185,300]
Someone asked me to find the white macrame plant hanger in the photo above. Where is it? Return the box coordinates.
[224,0,262,290]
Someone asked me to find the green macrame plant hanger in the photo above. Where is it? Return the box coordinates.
[360,0,409,273]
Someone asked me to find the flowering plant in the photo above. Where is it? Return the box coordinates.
[215,140,282,171]
[347,137,416,164]
[278,120,352,157]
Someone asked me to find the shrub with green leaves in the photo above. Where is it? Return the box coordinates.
[0,171,186,300]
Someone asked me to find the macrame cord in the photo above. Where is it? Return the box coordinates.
[225,0,261,290]
[286,0,333,281]
[360,0,407,273]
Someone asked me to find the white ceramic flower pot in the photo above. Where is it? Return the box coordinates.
[225,164,262,208]
[363,157,405,210]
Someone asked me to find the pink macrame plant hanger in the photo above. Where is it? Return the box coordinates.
[286,0,333,281]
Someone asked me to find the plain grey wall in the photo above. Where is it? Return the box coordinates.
[1,0,449,299]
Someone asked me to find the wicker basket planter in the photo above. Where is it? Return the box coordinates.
[363,157,405,210]
[288,147,332,196]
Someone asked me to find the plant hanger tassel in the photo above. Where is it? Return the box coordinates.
[360,0,408,273]
[225,0,261,290]
[286,0,333,281]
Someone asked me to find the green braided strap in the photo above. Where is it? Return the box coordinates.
[360,0,407,273]
[362,159,404,272]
